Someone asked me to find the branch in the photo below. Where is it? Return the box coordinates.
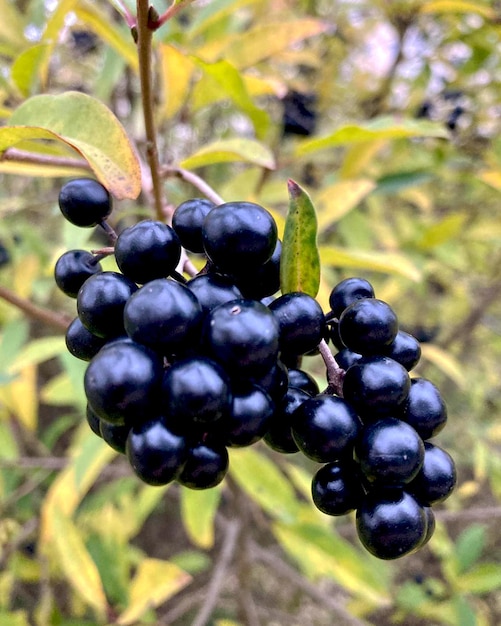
[136,0,164,219]
[0,285,71,332]
[318,339,345,396]
[148,0,193,30]
[1,148,90,170]
[162,166,225,205]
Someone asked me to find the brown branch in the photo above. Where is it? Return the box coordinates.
[0,285,71,332]
[162,166,225,205]
[1,148,90,170]
[318,338,345,396]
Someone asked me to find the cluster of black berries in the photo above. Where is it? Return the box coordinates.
[54,178,456,560]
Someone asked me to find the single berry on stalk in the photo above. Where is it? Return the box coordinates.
[58,178,112,227]
[177,438,229,489]
[339,298,398,355]
[407,442,457,505]
[400,378,447,440]
[312,460,365,516]
[65,316,107,361]
[54,249,102,298]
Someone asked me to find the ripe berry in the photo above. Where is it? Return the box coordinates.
[65,317,107,361]
[249,359,289,403]
[86,404,102,437]
[356,488,428,560]
[54,249,102,298]
[287,368,320,396]
[84,340,163,424]
[269,292,325,356]
[172,198,215,253]
[355,417,424,485]
[312,460,365,516]
[383,330,421,371]
[114,220,181,284]
[291,395,362,463]
[334,348,363,371]
[218,384,275,447]
[126,418,188,486]
[264,386,310,453]
[186,273,243,314]
[124,278,203,355]
[407,442,456,505]
[77,271,137,339]
[177,438,229,489]
[342,356,411,419]
[339,298,398,354]
[400,378,447,439]
[203,299,280,377]
[100,421,130,454]
[58,178,112,227]
[162,357,231,425]
[233,240,282,300]
[328,277,375,319]
[202,201,277,274]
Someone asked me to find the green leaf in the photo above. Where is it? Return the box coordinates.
[319,245,422,281]
[296,117,448,156]
[0,0,26,52]
[229,447,300,522]
[86,534,130,608]
[116,559,191,625]
[280,179,321,297]
[455,524,486,573]
[193,58,269,137]
[180,485,222,549]
[51,508,107,619]
[180,137,275,170]
[4,92,141,199]
[416,214,468,249]
[420,1,496,18]
[8,336,66,373]
[11,44,50,97]
[0,612,30,626]
[375,170,433,195]
[457,563,501,595]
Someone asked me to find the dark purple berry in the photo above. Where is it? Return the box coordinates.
[269,292,325,356]
[334,348,363,371]
[264,386,310,453]
[58,178,112,227]
[329,277,375,319]
[312,460,365,516]
[100,421,130,454]
[177,439,229,489]
[339,298,398,355]
[54,249,102,298]
[186,273,243,314]
[65,317,108,361]
[233,240,282,300]
[172,198,215,253]
[218,384,275,447]
[86,404,102,437]
[287,368,319,396]
[383,330,421,371]
[407,442,456,505]
[400,378,447,440]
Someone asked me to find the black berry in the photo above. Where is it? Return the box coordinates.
[58,178,112,227]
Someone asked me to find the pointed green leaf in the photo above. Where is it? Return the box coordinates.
[180,137,275,170]
[457,563,501,594]
[117,559,191,625]
[11,44,50,97]
[3,92,141,199]
[51,508,107,618]
[280,179,320,297]
[455,524,486,573]
[180,485,222,549]
[295,117,448,156]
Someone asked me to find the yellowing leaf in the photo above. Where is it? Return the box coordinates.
[11,44,50,97]
[0,0,27,51]
[417,214,467,249]
[181,138,275,170]
[419,343,466,388]
[420,1,496,19]
[117,559,191,625]
[51,508,107,618]
[180,486,222,549]
[0,365,37,431]
[296,117,448,156]
[9,336,66,373]
[316,179,375,231]
[0,160,86,179]
[159,44,195,119]
[478,170,501,191]
[281,180,321,297]
[4,92,141,199]
[319,245,422,281]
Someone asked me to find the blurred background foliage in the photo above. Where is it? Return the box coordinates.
[0,0,501,624]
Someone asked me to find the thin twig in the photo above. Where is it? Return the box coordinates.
[1,148,90,170]
[162,166,225,205]
[191,518,241,626]
[149,0,193,29]
[318,338,344,396]
[136,0,164,219]
[114,0,136,28]
[0,285,71,332]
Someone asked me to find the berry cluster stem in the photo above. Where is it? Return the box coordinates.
[318,338,345,396]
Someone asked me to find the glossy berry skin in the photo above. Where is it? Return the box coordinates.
[287,368,319,396]
[334,348,363,371]
[218,384,275,447]
[328,277,375,319]
[172,198,215,253]
[420,506,436,548]
[312,460,365,516]
[177,439,229,489]
[383,330,421,371]
[186,273,243,314]
[339,298,398,355]
[114,220,181,284]
[328,320,344,350]
[343,356,411,419]
[54,249,102,298]
[86,404,102,438]
[100,421,130,454]
[202,201,277,274]
[263,386,310,453]
[126,418,188,486]
[84,340,163,425]
[58,178,112,227]
[356,488,428,560]
[408,442,456,505]
[65,317,107,361]
[77,271,138,339]
[355,417,425,485]
[233,240,282,300]
[204,299,280,377]
[400,378,447,440]
[249,359,289,403]
[269,292,326,356]
[291,395,362,463]
[162,357,231,424]
[124,278,203,354]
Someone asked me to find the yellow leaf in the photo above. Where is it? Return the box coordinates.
[339,140,387,179]
[0,365,37,431]
[159,44,195,119]
[116,559,191,625]
[420,1,496,19]
[316,179,375,231]
[181,138,275,170]
[13,254,39,299]
[0,0,27,51]
[180,486,222,549]
[51,508,107,618]
[478,170,501,191]
[419,343,466,388]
